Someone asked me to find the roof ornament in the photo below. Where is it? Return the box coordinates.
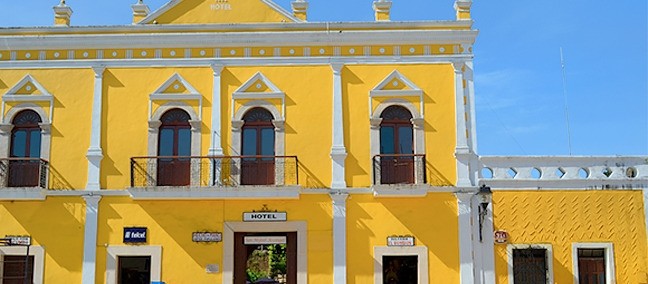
[291,0,308,21]
[53,0,72,27]
[58,0,66,6]
[132,0,150,24]
[372,0,392,21]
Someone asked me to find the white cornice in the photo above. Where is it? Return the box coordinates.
[0,20,472,34]
[0,30,477,50]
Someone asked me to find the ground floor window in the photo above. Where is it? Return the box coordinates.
[1,255,34,284]
[118,256,151,284]
[577,249,606,284]
[572,243,615,284]
[374,246,428,284]
[382,255,417,284]
[512,248,547,283]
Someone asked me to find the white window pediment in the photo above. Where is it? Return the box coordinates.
[370,70,424,101]
[1,75,54,124]
[233,71,285,99]
[148,73,203,121]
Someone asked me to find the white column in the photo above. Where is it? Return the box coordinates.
[452,61,474,188]
[209,63,224,156]
[331,193,348,284]
[456,193,475,284]
[81,195,101,284]
[480,200,496,284]
[86,66,105,191]
[330,63,347,189]
[464,61,481,186]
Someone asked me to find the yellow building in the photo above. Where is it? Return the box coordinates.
[0,0,645,283]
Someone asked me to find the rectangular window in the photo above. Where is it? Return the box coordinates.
[382,255,418,284]
[118,256,151,284]
[578,249,606,284]
[2,255,34,284]
[513,248,547,283]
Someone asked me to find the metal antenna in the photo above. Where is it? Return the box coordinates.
[560,47,573,155]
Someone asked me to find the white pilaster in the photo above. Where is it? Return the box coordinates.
[453,61,474,188]
[464,61,480,186]
[86,66,105,191]
[330,63,347,189]
[331,193,348,284]
[481,200,496,284]
[209,63,224,156]
[644,187,648,262]
[456,192,475,284]
[81,195,101,284]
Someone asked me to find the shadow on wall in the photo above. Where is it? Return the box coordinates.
[426,161,452,186]
[2,197,85,273]
[48,164,74,190]
[297,160,326,189]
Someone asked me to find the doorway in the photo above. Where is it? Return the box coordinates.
[233,232,296,284]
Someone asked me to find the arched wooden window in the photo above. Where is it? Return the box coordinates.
[379,105,414,184]
[9,110,43,187]
[241,108,275,185]
[157,109,191,186]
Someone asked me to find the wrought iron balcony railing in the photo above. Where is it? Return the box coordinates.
[130,156,299,188]
[373,154,426,185]
[0,158,49,189]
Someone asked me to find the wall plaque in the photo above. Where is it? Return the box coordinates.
[193,232,222,243]
[387,236,415,247]
[124,227,147,243]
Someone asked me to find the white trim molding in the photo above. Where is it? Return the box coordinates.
[0,245,45,284]
[506,243,554,284]
[330,63,347,189]
[232,71,286,120]
[148,73,203,121]
[374,245,429,284]
[0,103,53,163]
[1,75,54,124]
[571,242,616,284]
[222,221,307,284]
[106,245,162,284]
[369,70,424,118]
[331,193,349,284]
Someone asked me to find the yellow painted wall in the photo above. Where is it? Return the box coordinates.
[223,66,333,188]
[343,64,457,187]
[347,193,460,283]
[101,67,213,189]
[96,195,332,283]
[493,191,648,284]
[152,0,293,24]
[0,69,94,190]
[0,197,85,283]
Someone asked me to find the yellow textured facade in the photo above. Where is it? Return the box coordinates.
[494,191,648,284]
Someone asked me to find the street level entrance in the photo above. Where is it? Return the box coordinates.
[233,232,297,284]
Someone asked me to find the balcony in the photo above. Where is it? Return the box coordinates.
[130,156,299,189]
[372,154,427,186]
[0,158,49,189]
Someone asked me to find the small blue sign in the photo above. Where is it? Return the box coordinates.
[123,227,147,243]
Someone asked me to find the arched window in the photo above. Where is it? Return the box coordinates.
[9,110,43,187]
[157,109,191,186]
[379,105,414,184]
[241,108,275,185]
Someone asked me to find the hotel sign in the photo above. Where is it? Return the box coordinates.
[387,236,415,247]
[243,212,287,222]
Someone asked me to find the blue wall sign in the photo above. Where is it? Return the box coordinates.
[123,227,147,243]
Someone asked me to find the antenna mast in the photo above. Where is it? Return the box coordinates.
[560,47,573,155]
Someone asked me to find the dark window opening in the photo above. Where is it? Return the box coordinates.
[512,248,547,284]
[157,108,191,186]
[578,249,606,284]
[382,255,418,284]
[118,256,151,284]
[2,255,34,284]
[241,108,275,185]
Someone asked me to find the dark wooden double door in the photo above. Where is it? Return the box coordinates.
[380,120,414,184]
[233,232,296,284]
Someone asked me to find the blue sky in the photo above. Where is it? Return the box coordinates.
[0,0,646,156]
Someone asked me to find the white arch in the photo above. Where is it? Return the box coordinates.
[0,103,52,162]
[150,101,200,122]
[233,100,283,122]
[370,98,421,120]
[148,101,201,157]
